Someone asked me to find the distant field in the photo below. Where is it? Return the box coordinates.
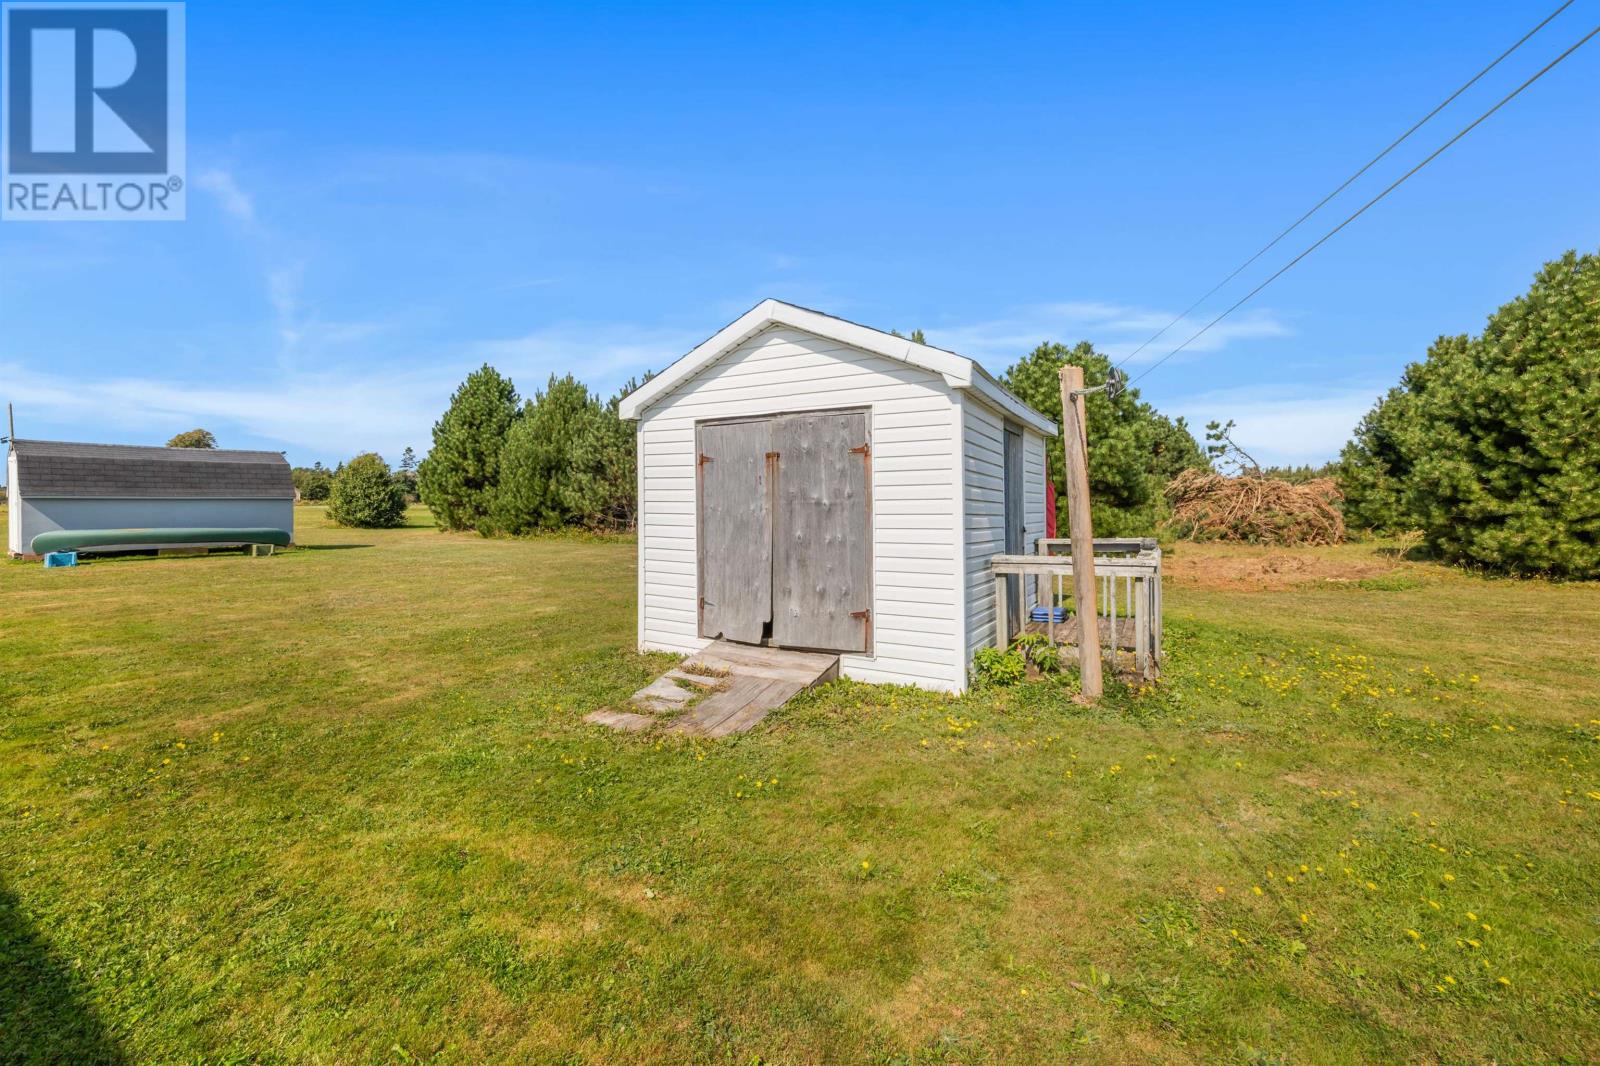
[3,504,1598,1063]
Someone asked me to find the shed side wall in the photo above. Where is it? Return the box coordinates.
[637,325,964,691]
[17,498,295,553]
[963,402,1047,660]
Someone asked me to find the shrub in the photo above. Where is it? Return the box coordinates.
[1011,632,1062,674]
[972,646,1027,687]
[328,453,407,528]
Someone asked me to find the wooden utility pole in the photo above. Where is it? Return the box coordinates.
[1058,365,1103,699]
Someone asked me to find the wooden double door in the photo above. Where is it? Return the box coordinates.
[696,411,871,654]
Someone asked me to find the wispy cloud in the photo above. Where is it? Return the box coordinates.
[0,319,689,462]
[1,359,447,462]
[927,301,1291,367]
[471,321,696,389]
[1161,382,1385,467]
[194,167,255,224]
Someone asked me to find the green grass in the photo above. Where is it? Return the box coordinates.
[3,507,1598,1063]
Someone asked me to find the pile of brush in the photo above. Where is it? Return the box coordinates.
[1164,468,1345,545]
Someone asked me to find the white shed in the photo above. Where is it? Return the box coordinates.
[6,439,295,557]
[620,300,1056,693]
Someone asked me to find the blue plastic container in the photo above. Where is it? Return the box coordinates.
[1030,605,1067,623]
[43,551,78,568]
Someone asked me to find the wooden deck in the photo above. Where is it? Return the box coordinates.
[585,641,839,738]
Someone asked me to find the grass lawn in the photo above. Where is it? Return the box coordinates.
[3,505,1598,1063]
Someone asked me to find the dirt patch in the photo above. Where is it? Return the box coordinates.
[1166,544,1402,591]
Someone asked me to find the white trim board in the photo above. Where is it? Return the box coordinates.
[620,299,1058,438]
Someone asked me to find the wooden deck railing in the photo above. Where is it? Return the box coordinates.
[988,537,1163,678]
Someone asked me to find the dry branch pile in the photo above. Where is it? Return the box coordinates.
[1164,469,1345,545]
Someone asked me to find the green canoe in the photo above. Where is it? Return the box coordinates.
[30,527,293,555]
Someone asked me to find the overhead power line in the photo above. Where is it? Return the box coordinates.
[1116,0,1578,370]
[1129,20,1600,386]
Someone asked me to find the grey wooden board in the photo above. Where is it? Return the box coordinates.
[584,709,656,732]
[684,640,840,686]
[770,412,870,653]
[663,668,719,689]
[634,676,695,705]
[697,419,773,644]
[668,675,801,738]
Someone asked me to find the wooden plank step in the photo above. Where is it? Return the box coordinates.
[584,709,656,732]
[683,640,840,686]
[633,676,696,706]
[663,668,720,689]
[667,676,804,738]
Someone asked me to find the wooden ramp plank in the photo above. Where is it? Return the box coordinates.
[684,641,840,685]
[595,641,839,738]
[584,709,656,732]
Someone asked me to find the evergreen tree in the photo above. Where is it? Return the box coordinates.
[328,453,408,528]
[417,366,520,531]
[491,375,598,533]
[1002,341,1206,535]
[393,446,419,499]
[565,382,639,531]
[1406,251,1600,576]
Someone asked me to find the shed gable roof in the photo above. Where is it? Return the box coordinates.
[10,439,294,499]
[618,300,1057,435]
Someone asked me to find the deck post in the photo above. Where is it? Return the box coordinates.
[993,573,1010,649]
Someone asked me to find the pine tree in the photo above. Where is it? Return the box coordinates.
[417,366,520,532]
[491,375,598,533]
[1405,251,1600,576]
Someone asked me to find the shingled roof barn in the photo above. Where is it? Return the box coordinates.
[6,439,295,558]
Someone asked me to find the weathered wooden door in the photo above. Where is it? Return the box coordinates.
[771,412,871,653]
[697,420,772,644]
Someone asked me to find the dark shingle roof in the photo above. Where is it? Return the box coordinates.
[10,439,294,499]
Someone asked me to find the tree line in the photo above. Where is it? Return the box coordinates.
[1340,249,1598,578]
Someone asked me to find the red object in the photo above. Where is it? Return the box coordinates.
[1045,456,1058,538]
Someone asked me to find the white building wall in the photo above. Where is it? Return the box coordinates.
[963,399,1049,661]
[1023,430,1048,609]
[636,324,967,691]
[13,497,295,554]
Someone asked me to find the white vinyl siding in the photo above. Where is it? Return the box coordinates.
[962,399,1005,659]
[962,399,1049,661]
[1023,430,1047,610]
[11,497,295,555]
[636,325,966,691]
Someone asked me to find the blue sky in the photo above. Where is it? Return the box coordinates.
[3,0,1597,467]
